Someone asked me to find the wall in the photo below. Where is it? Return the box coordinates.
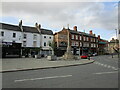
[41,34,53,49]
[0,29,22,43]
[22,32,40,47]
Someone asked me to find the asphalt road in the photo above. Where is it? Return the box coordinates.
[2,55,119,88]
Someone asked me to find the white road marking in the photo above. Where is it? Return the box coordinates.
[107,65,111,68]
[100,64,104,66]
[14,75,72,82]
[94,71,118,75]
[103,64,107,67]
[111,66,116,69]
[94,61,117,71]
[113,68,118,70]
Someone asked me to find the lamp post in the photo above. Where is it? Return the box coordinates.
[115,29,119,58]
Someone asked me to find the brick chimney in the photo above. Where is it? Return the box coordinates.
[19,20,23,32]
[89,30,93,34]
[98,35,100,40]
[112,38,114,40]
[35,23,41,33]
[73,26,77,31]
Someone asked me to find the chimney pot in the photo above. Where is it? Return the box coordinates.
[73,26,77,31]
[89,30,93,34]
[98,35,100,40]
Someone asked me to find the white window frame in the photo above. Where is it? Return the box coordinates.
[84,37,86,41]
[23,34,27,39]
[72,35,74,39]
[80,36,82,40]
[76,42,79,46]
[23,41,27,47]
[1,31,4,37]
[33,41,37,47]
[76,35,78,40]
[33,34,37,40]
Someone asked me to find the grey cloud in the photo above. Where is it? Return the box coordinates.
[2,2,118,31]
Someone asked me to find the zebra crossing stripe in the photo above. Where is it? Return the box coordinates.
[107,65,111,68]
[103,64,107,67]
[94,62,118,71]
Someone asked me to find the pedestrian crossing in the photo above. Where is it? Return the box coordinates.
[94,61,118,71]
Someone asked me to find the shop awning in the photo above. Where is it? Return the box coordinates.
[99,41,107,44]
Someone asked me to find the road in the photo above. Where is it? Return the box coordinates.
[2,55,119,88]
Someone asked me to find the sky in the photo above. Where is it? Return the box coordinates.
[0,0,119,41]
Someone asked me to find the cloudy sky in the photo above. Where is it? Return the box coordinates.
[0,1,119,41]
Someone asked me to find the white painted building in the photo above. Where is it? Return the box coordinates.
[0,22,53,57]
[0,29,22,43]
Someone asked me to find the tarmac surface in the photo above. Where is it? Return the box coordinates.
[0,57,94,73]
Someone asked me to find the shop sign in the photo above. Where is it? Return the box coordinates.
[2,42,12,45]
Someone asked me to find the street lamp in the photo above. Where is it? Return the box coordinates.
[115,29,119,58]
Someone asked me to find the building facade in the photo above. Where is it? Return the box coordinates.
[0,21,53,57]
[54,26,99,56]
[98,35,108,55]
[108,38,119,54]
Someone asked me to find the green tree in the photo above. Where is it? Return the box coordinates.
[48,41,56,55]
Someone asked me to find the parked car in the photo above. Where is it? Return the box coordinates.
[93,53,97,56]
[80,54,88,59]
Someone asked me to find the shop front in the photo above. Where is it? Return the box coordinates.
[2,42,22,58]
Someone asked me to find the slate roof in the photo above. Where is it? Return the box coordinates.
[0,23,53,35]
[69,29,80,35]
[0,23,21,32]
[69,29,96,37]
[22,26,39,33]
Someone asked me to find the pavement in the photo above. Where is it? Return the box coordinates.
[0,56,94,73]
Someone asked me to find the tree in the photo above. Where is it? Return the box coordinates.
[48,41,56,55]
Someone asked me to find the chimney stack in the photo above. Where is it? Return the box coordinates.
[112,38,114,40]
[98,35,100,40]
[35,23,41,33]
[89,30,93,34]
[38,24,41,29]
[19,20,23,32]
[73,26,77,31]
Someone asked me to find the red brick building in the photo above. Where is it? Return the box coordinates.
[54,26,99,56]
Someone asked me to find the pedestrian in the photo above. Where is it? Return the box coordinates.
[88,53,90,60]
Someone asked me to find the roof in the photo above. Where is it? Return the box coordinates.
[69,30,80,35]
[0,23,53,35]
[0,23,21,32]
[40,28,53,35]
[69,29,96,37]
[109,39,119,43]
[22,26,39,33]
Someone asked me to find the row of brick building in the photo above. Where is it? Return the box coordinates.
[54,26,108,56]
